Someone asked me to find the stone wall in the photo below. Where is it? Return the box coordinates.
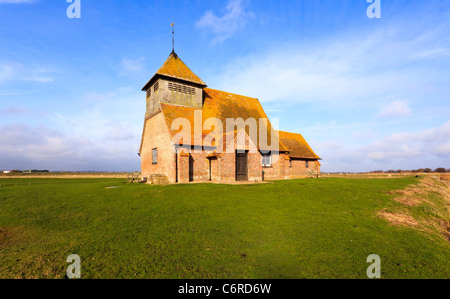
[141,112,177,183]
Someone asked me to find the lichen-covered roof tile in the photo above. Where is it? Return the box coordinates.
[156,52,206,86]
[159,89,288,152]
[203,88,287,152]
[278,130,320,160]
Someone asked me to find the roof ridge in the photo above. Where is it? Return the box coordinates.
[205,88,259,101]
[278,130,304,137]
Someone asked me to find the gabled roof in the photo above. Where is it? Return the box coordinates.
[202,88,287,152]
[278,130,320,160]
[155,88,288,152]
[142,52,206,91]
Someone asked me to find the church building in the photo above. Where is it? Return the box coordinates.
[139,51,321,184]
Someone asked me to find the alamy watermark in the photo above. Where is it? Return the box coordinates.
[367,254,381,279]
[367,0,381,19]
[169,113,280,162]
[67,254,81,279]
[67,0,81,19]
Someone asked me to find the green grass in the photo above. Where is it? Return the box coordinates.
[0,177,448,279]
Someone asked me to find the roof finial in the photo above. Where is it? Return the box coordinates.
[171,23,175,54]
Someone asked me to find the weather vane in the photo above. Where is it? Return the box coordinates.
[171,23,175,53]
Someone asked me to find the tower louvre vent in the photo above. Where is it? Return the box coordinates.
[169,82,195,95]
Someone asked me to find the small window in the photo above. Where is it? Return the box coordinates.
[152,148,158,164]
[146,88,151,98]
[289,160,292,168]
[154,82,159,93]
[262,153,272,167]
[305,161,309,168]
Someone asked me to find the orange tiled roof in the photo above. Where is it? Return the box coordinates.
[159,103,208,146]
[159,89,287,152]
[157,52,206,86]
[143,52,206,91]
[278,130,320,160]
[203,88,287,152]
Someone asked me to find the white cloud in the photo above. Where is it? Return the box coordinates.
[377,100,413,117]
[307,121,450,172]
[364,122,450,162]
[0,123,140,171]
[0,88,145,171]
[83,91,114,102]
[0,0,36,3]
[120,57,145,74]
[106,123,135,142]
[409,48,450,60]
[195,0,255,44]
[0,63,16,83]
[0,62,54,84]
[208,25,450,110]
[0,106,29,115]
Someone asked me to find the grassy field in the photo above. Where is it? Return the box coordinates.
[0,177,448,279]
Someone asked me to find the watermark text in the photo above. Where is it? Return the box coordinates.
[367,0,381,19]
[67,0,81,19]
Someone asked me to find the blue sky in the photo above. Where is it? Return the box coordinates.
[0,0,449,172]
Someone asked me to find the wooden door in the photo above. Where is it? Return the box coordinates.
[235,152,248,181]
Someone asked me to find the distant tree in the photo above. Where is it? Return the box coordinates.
[387,170,396,173]
[396,170,403,173]
[434,168,447,173]
[423,168,432,173]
